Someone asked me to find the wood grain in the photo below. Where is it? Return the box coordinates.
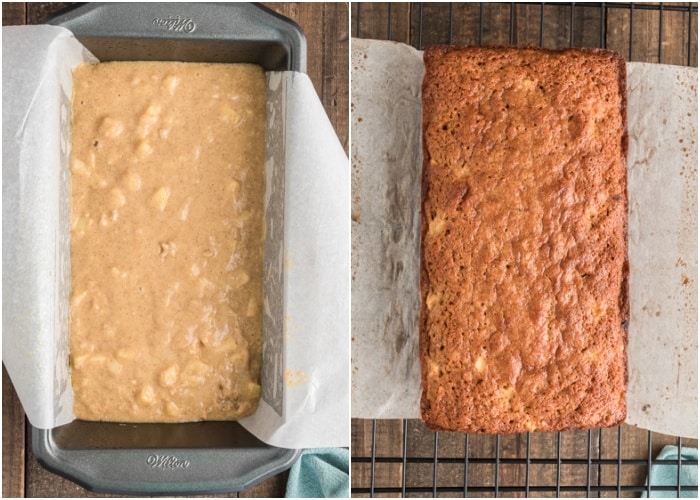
[3,2,348,498]
[598,427,698,498]
[2,366,25,498]
[262,2,348,154]
[351,421,698,497]
[321,2,350,153]
[350,419,373,497]
[353,3,411,44]
[2,2,25,25]
[25,2,75,24]
[371,420,404,498]
[447,3,485,47]
[350,2,700,65]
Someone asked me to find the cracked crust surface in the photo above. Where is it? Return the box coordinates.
[420,46,628,433]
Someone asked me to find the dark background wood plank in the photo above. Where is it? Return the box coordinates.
[2,2,347,498]
[25,2,74,24]
[351,2,698,497]
[321,1,350,153]
[352,3,411,44]
[2,2,26,25]
[355,1,699,65]
[3,366,25,498]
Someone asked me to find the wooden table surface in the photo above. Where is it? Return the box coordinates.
[1,2,347,497]
[351,2,697,498]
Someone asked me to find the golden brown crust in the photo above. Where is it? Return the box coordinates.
[420,46,628,433]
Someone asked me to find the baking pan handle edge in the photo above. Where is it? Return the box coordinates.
[32,427,301,495]
[47,2,307,72]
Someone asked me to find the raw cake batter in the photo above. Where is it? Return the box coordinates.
[69,62,265,422]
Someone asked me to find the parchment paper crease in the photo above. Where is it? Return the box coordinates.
[351,38,698,439]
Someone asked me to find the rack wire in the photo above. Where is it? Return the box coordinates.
[352,420,698,497]
[351,2,698,497]
[354,2,697,66]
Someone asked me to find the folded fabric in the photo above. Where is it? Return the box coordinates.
[642,445,698,498]
[285,448,349,498]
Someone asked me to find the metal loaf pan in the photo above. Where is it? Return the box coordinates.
[37,3,306,495]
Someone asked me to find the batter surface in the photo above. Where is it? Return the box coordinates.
[69,62,265,422]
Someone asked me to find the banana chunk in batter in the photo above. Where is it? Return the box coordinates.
[70,62,265,422]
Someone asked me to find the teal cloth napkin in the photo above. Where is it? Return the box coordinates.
[285,448,349,498]
[642,445,698,498]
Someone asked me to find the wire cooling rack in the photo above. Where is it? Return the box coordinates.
[352,420,698,497]
[354,2,697,66]
[351,2,698,498]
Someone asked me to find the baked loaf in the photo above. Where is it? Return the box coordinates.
[420,46,628,433]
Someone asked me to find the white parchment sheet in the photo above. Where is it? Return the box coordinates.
[2,25,350,449]
[351,38,697,439]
